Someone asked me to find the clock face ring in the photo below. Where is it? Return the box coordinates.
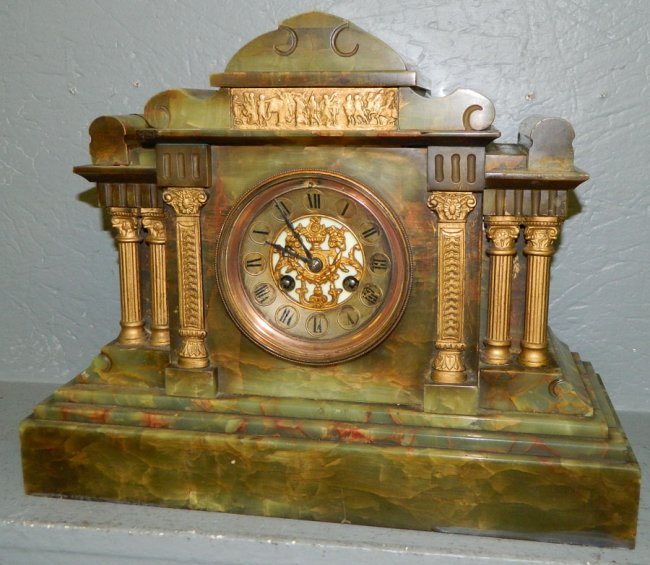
[215,170,412,365]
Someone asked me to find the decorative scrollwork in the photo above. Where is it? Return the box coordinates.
[110,215,139,241]
[272,216,364,310]
[178,222,202,330]
[141,211,166,244]
[163,188,208,216]
[178,329,208,360]
[428,192,477,383]
[524,224,560,254]
[427,192,477,222]
[433,350,465,372]
[165,188,209,368]
[438,229,463,340]
[486,224,520,251]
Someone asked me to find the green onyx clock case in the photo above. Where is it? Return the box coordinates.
[20,11,640,548]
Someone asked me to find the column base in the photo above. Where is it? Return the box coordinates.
[518,342,551,367]
[482,342,512,365]
[149,328,170,347]
[117,322,146,345]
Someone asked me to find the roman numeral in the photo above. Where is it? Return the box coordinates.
[278,307,294,326]
[340,201,350,216]
[246,257,262,268]
[254,284,272,304]
[307,192,321,209]
[338,306,359,329]
[371,256,389,270]
[362,226,379,239]
[362,285,381,305]
[252,229,270,236]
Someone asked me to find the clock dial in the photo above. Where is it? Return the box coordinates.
[216,171,412,365]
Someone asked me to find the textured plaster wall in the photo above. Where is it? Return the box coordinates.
[1,0,648,411]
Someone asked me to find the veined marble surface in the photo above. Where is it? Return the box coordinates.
[1,381,648,564]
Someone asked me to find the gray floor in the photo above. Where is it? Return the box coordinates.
[1,381,647,565]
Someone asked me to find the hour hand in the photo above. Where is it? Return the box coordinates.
[273,199,313,260]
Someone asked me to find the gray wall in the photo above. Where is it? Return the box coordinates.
[1,0,648,411]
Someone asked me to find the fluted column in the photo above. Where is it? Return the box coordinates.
[483,217,521,364]
[163,188,209,369]
[108,207,146,345]
[519,217,562,367]
[427,192,477,383]
[141,208,170,347]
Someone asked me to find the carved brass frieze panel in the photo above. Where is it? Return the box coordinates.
[231,87,398,130]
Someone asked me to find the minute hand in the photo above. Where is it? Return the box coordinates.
[273,199,313,260]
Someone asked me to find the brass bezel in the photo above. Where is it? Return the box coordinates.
[215,169,412,365]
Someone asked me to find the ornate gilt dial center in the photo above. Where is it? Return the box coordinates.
[271,215,365,310]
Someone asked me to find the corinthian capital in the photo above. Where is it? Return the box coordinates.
[427,192,476,222]
[163,188,208,216]
[523,218,562,255]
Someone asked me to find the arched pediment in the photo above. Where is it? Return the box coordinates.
[212,12,419,87]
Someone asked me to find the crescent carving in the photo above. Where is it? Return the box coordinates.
[274,25,298,56]
[330,22,359,57]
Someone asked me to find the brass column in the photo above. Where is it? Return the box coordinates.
[163,188,209,368]
[108,207,146,345]
[427,192,477,383]
[519,217,562,367]
[483,217,521,364]
[141,208,170,347]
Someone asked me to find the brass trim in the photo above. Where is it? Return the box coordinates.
[231,88,398,131]
[108,207,146,345]
[141,208,170,347]
[483,217,521,364]
[519,216,562,367]
[163,188,209,368]
[427,192,477,383]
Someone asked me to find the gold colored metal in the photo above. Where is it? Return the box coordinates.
[519,216,562,367]
[141,208,170,347]
[231,88,398,130]
[427,192,476,383]
[271,215,364,310]
[483,217,521,364]
[162,188,209,368]
[108,207,146,345]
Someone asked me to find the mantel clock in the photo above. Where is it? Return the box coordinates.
[20,12,640,548]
